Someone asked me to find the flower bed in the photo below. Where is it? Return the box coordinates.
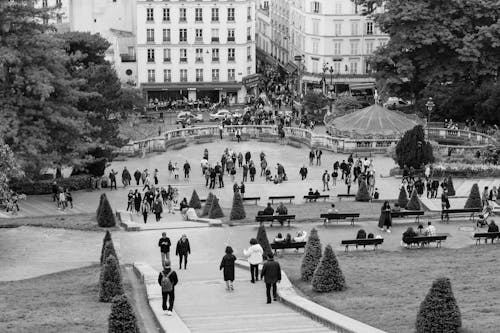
[10,175,93,195]
[432,163,500,178]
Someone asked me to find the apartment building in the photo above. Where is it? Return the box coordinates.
[36,0,71,32]
[136,0,256,104]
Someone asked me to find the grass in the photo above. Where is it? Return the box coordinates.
[0,264,147,333]
[279,245,500,333]
[0,214,118,231]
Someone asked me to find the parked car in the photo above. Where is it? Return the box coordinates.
[209,109,234,121]
[384,97,412,108]
[176,111,203,124]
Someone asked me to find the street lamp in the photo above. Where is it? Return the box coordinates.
[425,97,435,124]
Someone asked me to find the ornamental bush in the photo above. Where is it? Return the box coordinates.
[447,176,456,196]
[406,189,421,210]
[355,180,371,202]
[415,277,461,333]
[229,192,246,220]
[300,228,322,282]
[100,230,112,264]
[395,125,434,169]
[97,193,116,227]
[108,294,140,333]
[398,187,409,208]
[208,196,224,219]
[99,255,124,302]
[464,183,482,209]
[101,240,118,266]
[312,244,345,292]
[256,225,273,259]
[188,190,202,209]
[10,175,92,195]
[201,192,214,217]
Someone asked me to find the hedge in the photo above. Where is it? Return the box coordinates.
[10,175,92,195]
[108,295,140,333]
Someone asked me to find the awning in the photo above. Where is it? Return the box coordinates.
[141,82,243,91]
[350,82,375,90]
[285,62,298,74]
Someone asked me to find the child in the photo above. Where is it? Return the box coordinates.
[219,246,236,291]
[373,188,380,200]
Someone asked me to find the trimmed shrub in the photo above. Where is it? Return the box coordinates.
[229,192,246,220]
[256,225,273,259]
[300,228,322,282]
[201,192,214,217]
[208,196,224,219]
[10,175,93,195]
[406,190,421,210]
[100,230,113,263]
[108,294,140,333]
[101,241,118,265]
[355,180,371,202]
[464,183,482,209]
[189,190,202,209]
[312,244,345,292]
[398,187,409,208]
[97,193,116,227]
[99,255,124,302]
[416,277,461,333]
[96,193,105,215]
[447,176,456,196]
[395,125,434,169]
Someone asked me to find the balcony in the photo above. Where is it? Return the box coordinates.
[120,54,136,62]
[195,37,203,43]
[247,36,252,41]
[163,58,171,63]
[212,57,220,63]
[179,18,187,23]
[180,58,187,63]
[212,77,220,82]
[227,36,235,42]
[195,58,203,63]
[228,57,235,62]
[211,37,220,43]
[147,58,155,63]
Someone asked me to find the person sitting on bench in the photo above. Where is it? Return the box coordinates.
[488,220,499,233]
[477,204,493,227]
[424,221,436,236]
[313,189,320,199]
[263,202,274,216]
[367,233,374,239]
[306,188,315,202]
[356,229,367,239]
[402,227,418,247]
[293,231,307,242]
[274,233,285,243]
[265,169,273,182]
[327,203,338,214]
[285,233,292,243]
[276,202,288,215]
[392,203,401,213]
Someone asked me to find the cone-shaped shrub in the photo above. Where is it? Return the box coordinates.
[108,294,140,333]
[101,240,118,265]
[208,196,225,219]
[97,193,105,215]
[189,190,202,209]
[256,225,273,259]
[99,255,124,302]
[406,189,421,210]
[464,183,482,209]
[97,194,116,227]
[300,228,322,282]
[355,180,371,202]
[100,231,113,264]
[312,244,345,292]
[447,177,455,196]
[230,192,246,220]
[398,187,409,208]
[416,277,461,333]
[201,192,215,217]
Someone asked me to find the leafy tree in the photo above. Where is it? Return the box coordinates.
[108,294,140,333]
[101,241,118,266]
[97,193,116,227]
[312,245,345,292]
[99,255,124,302]
[464,183,482,209]
[416,277,461,333]
[229,192,246,220]
[189,190,202,209]
[333,95,362,114]
[395,126,434,169]
[100,231,113,264]
[355,180,371,202]
[300,228,322,282]
[256,225,273,259]
[406,190,421,211]
[201,192,214,217]
[208,196,224,219]
[398,187,409,208]
[303,92,327,113]
[447,176,456,196]
[0,140,23,204]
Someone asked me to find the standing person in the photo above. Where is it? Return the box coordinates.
[134,190,142,213]
[331,169,338,187]
[64,188,73,209]
[218,122,224,139]
[441,190,450,221]
[173,162,180,180]
[237,152,243,167]
[260,253,281,304]
[52,181,58,202]
[122,167,131,187]
[134,169,141,186]
[316,149,322,166]
[322,170,330,191]
[142,199,150,223]
[153,168,159,185]
[59,189,67,210]
[175,234,191,270]
[126,190,134,211]
[245,151,251,165]
[109,169,118,190]
[249,163,256,182]
[240,181,245,198]
[183,161,191,179]
[235,128,241,142]
[157,260,178,316]
[482,186,489,207]
[159,232,171,263]
[153,198,163,222]
[243,238,263,283]
[345,174,352,195]
[308,149,315,166]
[340,160,347,179]
[233,182,240,193]
[141,169,148,185]
[220,246,236,291]
[378,201,392,232]
[242,163,249,182]
[299,165,308,180]
[260,158,268,177]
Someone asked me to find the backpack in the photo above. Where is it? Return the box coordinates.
[161,271,173,292]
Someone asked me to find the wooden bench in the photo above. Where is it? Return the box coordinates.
[473,232,500,245]
[200,199,207,203]
[269,195,295,204]
[404,235,448,248]
[230,133,250,141]
[391,210,425,223]
[337,194,355,201]
[341,238,384,252]
[441,208,481,222]
[270,241,306,254]
[304,195,329,202]
[320,213,360,227]
[255,214,296,227]
[242,196,260,205]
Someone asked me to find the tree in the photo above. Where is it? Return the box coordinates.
[97,193,116,227]
[333,95,362,115]
[208,196,224,219]
[201,192,214,217]
[256,225,273,259]
[302,92,327,113]
[395,126,434,169]
[99,255,124,302]
[406,190,421,211]
[100,231,113,264]
[447,176,456,196]
[229,192,246,220]
[312,245,345,292]
[300,228,322,282]
[416,277,461,333]
[108,294,140,333]
[464,183,482,209]
[355,180,371,202]
[101,241,118,266]
[398,187,409,208]
[0,140,23,204]
[189,190,202,209]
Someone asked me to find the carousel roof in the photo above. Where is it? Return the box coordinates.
[329,104,423,137]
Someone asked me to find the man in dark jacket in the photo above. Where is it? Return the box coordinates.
[175,234,191,269]
[159,232,171,265]
[299,165,308,180]
[133,169,141,186]
[261,253,281,303]
[183,161,191,179]
[245,151,251,164]
[122,167,131,187]
[108,169,118,190]
[157,260,178,315]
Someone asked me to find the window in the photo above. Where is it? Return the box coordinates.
[162,29,170,42]
[42,0,48,8]
[164,69,171,82]
[147,49,155,62]
[227,28,235,42]
[366,40,374,54]
[333,41,341,55]
[179,49,187,63]
[180,69,187,82]
[212,48,219,62]
[195,29,203,41]
[196,69,203,82]
[179,29,187,42]
[333,61,341,74]
[247,7,251,20]
[146,29,155,42]
[56,0,62,7]
[379,39,387,47]
[163,48,171,62]
[351,21,359,35]
[163,8,170,21]
[212,69,220,82]
[146,8,154,22]
[334,22,342,36]
[228,68,235,81]
[195,48,203,62]
[179,8,186,22]
[211,28,219,42]
[312,39,319,54]
[312,19,319,35]
[334,2,342,14]
[311,1,320,13]
[247,27,251,41]
[350,41,359,55]
[211,8,219,22]
[195,8,203,22]
[350,61,358,74]
[312,60,318,73]
[56,14,62,24]
[247,46,251,60]
[366,22,373,35]
[227,8,235,22]
[147,69,155,83]
[228,48,235,61]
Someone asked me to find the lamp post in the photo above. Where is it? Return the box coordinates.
[322,63,328,95]
[425,97,435,125]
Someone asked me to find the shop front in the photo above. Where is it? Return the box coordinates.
[141,82,244,104]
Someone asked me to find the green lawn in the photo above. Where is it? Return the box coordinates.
[280,245,500,333]
[0,214,117,231]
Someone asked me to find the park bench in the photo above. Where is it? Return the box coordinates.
[269,195,295,204]
[473,232,500,245]
[242,196,260,205]
[320,213,360,227]
[441,208,481,222]
[270,241,306,254]
[194,135,213,144]
[200,199,207,203]
[230,133,251,141]
[341,238,384,252]
[337,194,355,201]
[404,235,448,248]
[255,214,296,227]
[304,194,329,202]
[391,210,425,223]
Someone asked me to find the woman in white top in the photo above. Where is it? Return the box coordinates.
[243,238,264,283]
[293,231,307,242]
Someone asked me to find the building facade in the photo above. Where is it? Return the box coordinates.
[136,0,256,104]
[36,0,71,32]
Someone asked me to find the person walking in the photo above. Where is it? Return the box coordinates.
[153,169,159,185]
[308,149,315,166]
[249,164,256,182]
[134,190,142,213]
[122,167,131,188]
[346,174,352,195]
[183,161,191,179]
[315,149,322,166]
[322,170,330,191]
[108,169,118,190]
[153,198,163,222]
[220,246,236,291]
[260,253,281,304]
[133,169,141,186]
[142,199,150,224]
[260,158,268,177]
[237,152,243,167]
[378,201,392,232]
[175,234,191,270]
[245,151,251,165]
[243,238,263,283]
[299,165,308,180]
[157,260,178,316]
[159,232,171,264]
[242,163,249,182]
[240,181,245,198]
